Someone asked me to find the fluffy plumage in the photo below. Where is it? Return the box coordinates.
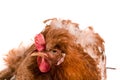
[0,18,106,80]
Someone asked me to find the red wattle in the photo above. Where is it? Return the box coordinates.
[37,57,50,73]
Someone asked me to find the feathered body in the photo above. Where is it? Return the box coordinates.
[0,18,106,80]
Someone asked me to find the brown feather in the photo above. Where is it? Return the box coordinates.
[0,18,106,80]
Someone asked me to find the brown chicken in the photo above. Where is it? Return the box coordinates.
[0,18,106,80]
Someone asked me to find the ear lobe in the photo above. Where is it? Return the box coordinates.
[56,53,66,65]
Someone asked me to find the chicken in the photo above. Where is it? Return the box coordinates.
[0,18,106,80]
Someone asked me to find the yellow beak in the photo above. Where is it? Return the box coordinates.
[31,52,48,57]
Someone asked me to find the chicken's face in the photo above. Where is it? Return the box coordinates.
[32,48,65,73]
[31,31,66,73]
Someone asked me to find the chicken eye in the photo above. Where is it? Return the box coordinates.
[51,49,58,54]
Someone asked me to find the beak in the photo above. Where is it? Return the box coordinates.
[31,52,48,57]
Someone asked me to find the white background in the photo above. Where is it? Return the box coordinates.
[0,0,120,80]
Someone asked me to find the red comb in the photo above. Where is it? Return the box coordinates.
[34,34,45,51]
